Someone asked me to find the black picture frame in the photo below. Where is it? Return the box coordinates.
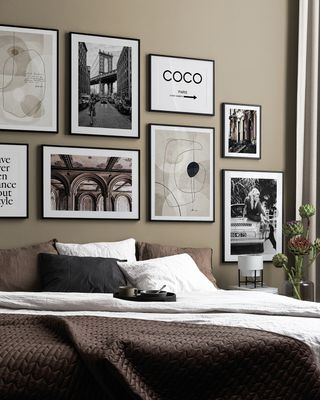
[149,54,215,116]
[0,24,58,133]
[149,123,215,222]
[0,143,28,218]
[222,169,283,263]
[222,103,261,159]
[70,32,140,138]
[42,144,140,220]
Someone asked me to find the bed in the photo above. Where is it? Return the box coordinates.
[0,239,320,399]
[1,290,320,399]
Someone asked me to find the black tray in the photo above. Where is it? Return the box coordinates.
[113,291,176,302]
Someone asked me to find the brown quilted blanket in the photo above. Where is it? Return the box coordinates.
[0,315,320,400]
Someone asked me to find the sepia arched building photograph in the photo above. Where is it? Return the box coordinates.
[42,146,140,220]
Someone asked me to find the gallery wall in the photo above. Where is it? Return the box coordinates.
[0,0,299,289]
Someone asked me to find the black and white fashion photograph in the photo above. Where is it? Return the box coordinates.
[223,170,283,262]
[71,33,139,137]
[42,145,140,219]
[223,103,261,159]
[150,124,214,222]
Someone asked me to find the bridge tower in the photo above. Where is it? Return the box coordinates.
[98,50,113,96]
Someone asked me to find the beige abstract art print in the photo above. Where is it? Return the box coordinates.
[150,124,214,222]
[0,25,58,132]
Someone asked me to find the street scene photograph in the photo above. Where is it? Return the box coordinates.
[223,103,261,159]
[78,41,132,130]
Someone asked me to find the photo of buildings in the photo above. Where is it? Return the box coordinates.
[50,153,133,212]
[78,42,132,129]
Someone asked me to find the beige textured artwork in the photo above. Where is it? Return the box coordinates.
[152,126,213,221]
[0,26,56,131]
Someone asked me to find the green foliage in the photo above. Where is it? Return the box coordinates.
[272,204,319,300]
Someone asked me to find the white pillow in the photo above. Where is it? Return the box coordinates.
[55,238,136,262]
[117,253,217,293]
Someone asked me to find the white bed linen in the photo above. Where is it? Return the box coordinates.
[1,290,320,365]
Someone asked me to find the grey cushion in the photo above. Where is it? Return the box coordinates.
[39,253,127,293]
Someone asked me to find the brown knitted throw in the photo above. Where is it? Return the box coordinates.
[0,314,319,400]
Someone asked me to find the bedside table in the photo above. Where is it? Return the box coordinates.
[228,285,279,294]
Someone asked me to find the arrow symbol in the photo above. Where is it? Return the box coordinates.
[184,95,197,99]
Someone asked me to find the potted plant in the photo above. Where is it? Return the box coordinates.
[272,204,319,300]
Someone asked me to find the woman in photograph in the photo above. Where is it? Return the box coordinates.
[88,94,96,126]
[243,188,277,250]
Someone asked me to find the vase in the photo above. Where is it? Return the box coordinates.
[281,279,314,301]
[299,280,315,302]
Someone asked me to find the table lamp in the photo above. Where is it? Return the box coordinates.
[238,255,264,288]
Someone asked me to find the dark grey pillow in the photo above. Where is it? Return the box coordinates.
[38,253,127,293]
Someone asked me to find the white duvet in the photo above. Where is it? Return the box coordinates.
[1,289,320,365]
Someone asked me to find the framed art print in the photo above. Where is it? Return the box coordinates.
[0,143,28,218]
[150,124,214,222]
[223,103,261,159]
[223,170,283,262]
[42,145,140,220]
[70,32,140,137]
[0,25,58,133]
[149,54,214,115]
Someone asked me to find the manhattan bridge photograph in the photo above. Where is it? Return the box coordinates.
[78,41,132,130]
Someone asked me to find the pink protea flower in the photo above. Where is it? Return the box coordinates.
[288,236,312,256]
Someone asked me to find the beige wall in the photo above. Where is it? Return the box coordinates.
[0,0,299,289]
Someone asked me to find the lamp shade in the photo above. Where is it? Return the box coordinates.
[238,255,263,277]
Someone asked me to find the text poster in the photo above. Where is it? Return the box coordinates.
[0,144,28,217]
[150,55,214,115]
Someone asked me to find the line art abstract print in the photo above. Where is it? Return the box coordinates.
[150,124,214,222]
[0,25,58,132]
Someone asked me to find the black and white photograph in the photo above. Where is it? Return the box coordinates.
[223,103,261,159]
[0,143,28,218]
[42,145,140,219]
[150,124,214,222]
[71,32,139,137]
[149,54,214,115]
[0,25,58,132]
[223,170,283,262]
